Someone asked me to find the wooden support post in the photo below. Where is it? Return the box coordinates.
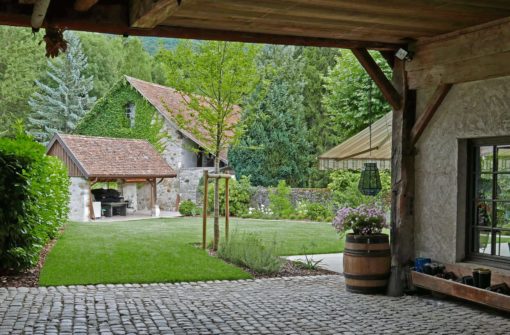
[225,177,230,241]
[88,183,94,221]
[152,178,158,216]
[387,59,417,297]
[202,170,209,249]
[410,84,452,145]
[148,178,158,216]
[88,178,98,220]
[352,48,402,111]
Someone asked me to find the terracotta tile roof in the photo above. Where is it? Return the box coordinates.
[125,76,240,163]
[48,134,176,179]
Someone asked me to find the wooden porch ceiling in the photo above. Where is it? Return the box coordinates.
[1,0,510,50]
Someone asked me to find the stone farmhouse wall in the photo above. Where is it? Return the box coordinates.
[414,76,510,264]
[151,118,213,211]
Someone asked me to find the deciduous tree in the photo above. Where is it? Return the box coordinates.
[161,40,259,250]
[0,27,46,134]
[322,50,391,144]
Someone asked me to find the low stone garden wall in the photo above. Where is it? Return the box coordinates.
[250,187,332,208]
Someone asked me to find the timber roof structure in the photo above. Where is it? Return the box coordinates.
[125,76,238,163]
[46,133,176,180]
[319,112,392,170]
[2,1,510,50]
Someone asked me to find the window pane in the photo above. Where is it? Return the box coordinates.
[476,174,493,200]
[494,230,510,257]
[479,146,494,172]
[475,201,493,227]
[497,173,510,200]
[476,230,492,255]
[498,146,510,172]
[495,202,510,229]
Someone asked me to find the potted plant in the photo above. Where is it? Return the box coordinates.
[332,205,391,294]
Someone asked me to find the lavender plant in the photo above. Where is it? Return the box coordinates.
[332,205,388,236]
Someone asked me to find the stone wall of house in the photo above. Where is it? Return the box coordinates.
[137,183,151,211]
[69,177,90,222]
[250,187,332,208]
[414,76,510,264]
[179,167,214,204]
[157,178,179,211]
[160,120,184,170]
[157,119,211,211]
[121,183,138,211]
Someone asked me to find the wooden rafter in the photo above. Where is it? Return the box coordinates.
[410,84,452,145]
[74,0,98,12]
[130,0,195,28]
[379,50,395,68]
[352,48,402,110]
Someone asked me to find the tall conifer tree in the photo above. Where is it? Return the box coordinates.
[229,46,312,187]
[28,31,96,143]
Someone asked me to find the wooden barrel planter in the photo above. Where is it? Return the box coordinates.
[343,233,391,294]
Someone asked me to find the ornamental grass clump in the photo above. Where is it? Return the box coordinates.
[332,205,388,236]
[217,231,282,274]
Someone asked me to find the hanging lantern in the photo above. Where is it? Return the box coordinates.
[358,163,382,196]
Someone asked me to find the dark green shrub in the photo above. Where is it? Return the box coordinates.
[207,175,253,216]
[305,202,331,221]
[268,180,294,218]
[179,200,198,216]
[0,131,69,272]
[217,231,282,274]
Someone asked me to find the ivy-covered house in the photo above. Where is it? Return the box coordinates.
[76,76,236,210]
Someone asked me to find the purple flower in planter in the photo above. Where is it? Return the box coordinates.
[332,204,387,236]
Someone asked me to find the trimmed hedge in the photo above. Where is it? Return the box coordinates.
[0,134,69,272]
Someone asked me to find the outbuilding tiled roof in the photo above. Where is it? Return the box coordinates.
[47,133,176,179]
[125,76,240,163]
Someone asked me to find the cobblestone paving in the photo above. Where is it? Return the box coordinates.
[0,275,509,335]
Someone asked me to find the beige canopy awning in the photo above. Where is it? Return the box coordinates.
[319,112,392,170]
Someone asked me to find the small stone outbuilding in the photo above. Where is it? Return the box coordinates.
[46,133,176,222]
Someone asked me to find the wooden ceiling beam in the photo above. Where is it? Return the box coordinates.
[0,10,403,50]
[410,84,452,144]
[206,0,499,31]
[146,26,402,50]
[176,5,450,36]
[130,0,196,29]
[211,0,510,21]
[352,48,402,110]
[165,16,409,44]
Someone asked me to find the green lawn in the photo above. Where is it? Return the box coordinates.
[39,217,342,286]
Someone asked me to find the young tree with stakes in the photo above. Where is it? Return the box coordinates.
[28,31,96,143]
[161,40,259,250]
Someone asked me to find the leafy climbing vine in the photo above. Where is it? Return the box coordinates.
[75,78,167,152]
